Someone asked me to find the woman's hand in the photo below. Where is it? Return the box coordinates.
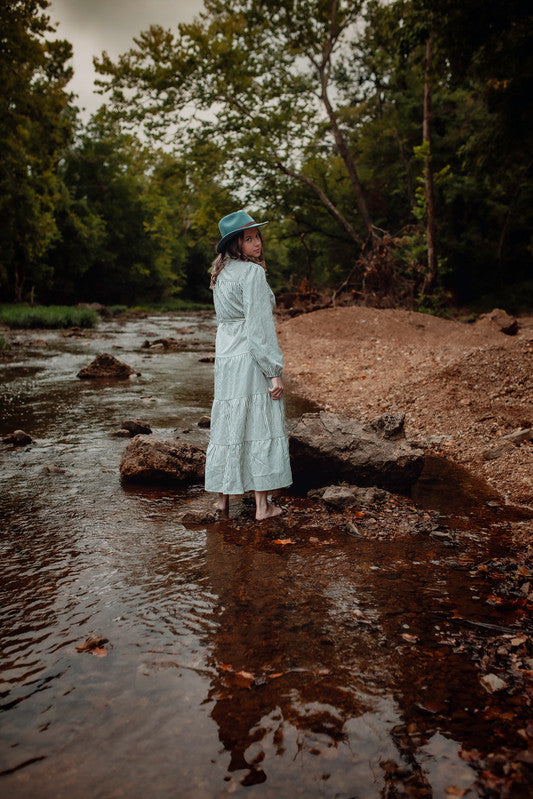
[268,376,284,400]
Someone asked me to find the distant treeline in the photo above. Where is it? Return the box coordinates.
[1,1,532,312]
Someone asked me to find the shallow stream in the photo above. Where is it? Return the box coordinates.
[0,313,531,798]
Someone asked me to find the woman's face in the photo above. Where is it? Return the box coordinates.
[241,228,263,260]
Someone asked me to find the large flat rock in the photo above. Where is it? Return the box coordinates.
[289,411,424,492]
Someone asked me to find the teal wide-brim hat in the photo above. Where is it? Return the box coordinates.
[216,210,268,253]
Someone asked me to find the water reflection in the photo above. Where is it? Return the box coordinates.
[197,525,491,794]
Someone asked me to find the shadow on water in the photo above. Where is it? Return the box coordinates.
[0,313,531,798]
[412,453,532,524]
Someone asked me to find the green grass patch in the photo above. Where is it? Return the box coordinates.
[0,305,99,329]
[0,334,11,351]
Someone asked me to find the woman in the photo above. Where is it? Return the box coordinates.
[205,210,292,520]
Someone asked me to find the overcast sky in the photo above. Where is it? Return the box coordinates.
[49,0,205,119]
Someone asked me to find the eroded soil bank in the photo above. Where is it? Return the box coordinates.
[278,307,533,512]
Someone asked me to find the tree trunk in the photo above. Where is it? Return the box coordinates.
[14,263,25,303]
[315,1,374,238]
[319,77,374,237]
[276,160,363,246]
[421,36,437,296]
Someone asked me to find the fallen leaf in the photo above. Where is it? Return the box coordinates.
[218,664,255,688]
[459,749,481,763]
[402,633,419,643]
[515,750,533,765]
[486,595,505,605]
[479,770,505,790]
[354,511,365,518]
[445,786,467,796]
[75,635,109,653]
[273,538,295,546]
[232,670,255,688]
[514,668,533,679]
[509,635,527,647]
[92,647,108,657]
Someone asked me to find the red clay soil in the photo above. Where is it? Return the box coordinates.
[278,307,533,508]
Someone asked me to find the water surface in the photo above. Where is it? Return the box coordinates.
[1,314,530,798]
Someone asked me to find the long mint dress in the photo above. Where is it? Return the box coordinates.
[204,259,292,495]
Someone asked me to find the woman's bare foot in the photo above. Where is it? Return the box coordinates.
[254,490,283,520]
[255,501,283,521]
[214,493,229,514]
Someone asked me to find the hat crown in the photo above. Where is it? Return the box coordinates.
[218,210,256,239]
[216,209,268,253]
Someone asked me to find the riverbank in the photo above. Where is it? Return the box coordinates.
[278,307,533,511]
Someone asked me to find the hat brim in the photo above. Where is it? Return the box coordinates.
[216,221,269,253]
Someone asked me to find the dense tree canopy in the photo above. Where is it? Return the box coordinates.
[1,0,532,309]
[0,0,74,301]
[94,0,533,308]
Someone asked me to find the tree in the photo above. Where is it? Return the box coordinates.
[43,109,236,304]
[95,0,377,249]
[0,0,75,301]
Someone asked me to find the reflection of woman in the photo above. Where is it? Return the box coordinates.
[205,210,292,520]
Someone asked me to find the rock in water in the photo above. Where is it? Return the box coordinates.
[121,419,152,436]
[320,485,388,509]
[77,353,140,379]
[2,429,33,446]
[120,435,205,484]
[289,411,424,492]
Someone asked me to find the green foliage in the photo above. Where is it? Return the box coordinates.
[1,0,531,312]
[95,0,373,243]
[37,110,232,305]
[0,335,11,351]
[0,0,75,302]
[0,304,98,329]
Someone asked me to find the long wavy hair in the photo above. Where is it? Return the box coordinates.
[210,230,265,289]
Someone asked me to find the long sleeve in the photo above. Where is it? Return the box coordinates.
[242,263,284,378]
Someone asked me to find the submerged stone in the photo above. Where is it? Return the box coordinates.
[121,419,152,436]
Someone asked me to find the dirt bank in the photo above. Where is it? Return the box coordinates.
[278,307,533,508]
